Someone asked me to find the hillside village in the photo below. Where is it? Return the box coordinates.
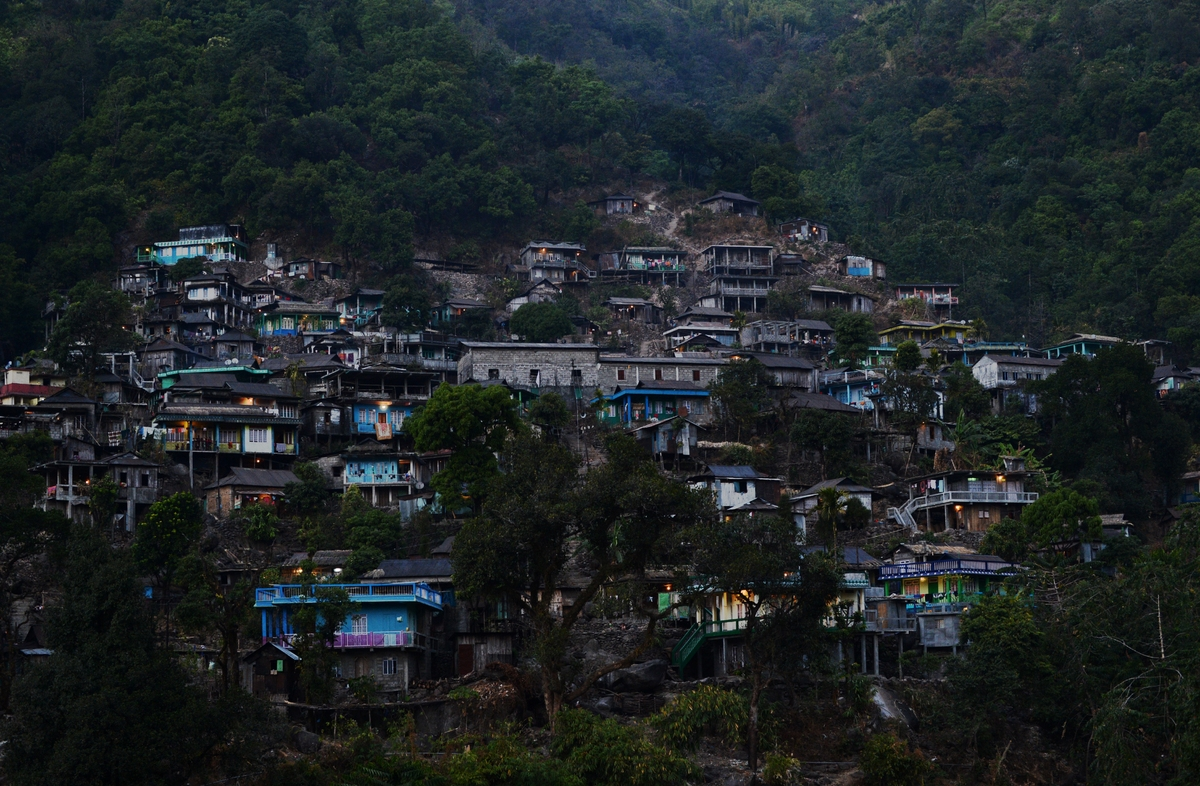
[5,189,1198,783]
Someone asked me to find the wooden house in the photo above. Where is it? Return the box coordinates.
[808,285,875,314]
[888,457,1038,532]
[838,255,886,280]
[242,641,302,702]
[698,191,760,217]
[688,464,781,515]
[505,279,561,313]
[604,297,663,325]
[587,193,636,215]
[778,218,829,243]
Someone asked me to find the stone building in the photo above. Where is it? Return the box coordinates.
[597,355,726,391]
[457,342,600,393]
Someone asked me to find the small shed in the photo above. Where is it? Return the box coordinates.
[604,297,663,325]
[587,193,636,215]
[243,641,302,702]
[778,218,829,243]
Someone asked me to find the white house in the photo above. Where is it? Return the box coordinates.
[971,355,1063,414]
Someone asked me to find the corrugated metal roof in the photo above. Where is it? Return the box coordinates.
[703,464,762,478]
[205,467,299,490]
[367,558,453,580]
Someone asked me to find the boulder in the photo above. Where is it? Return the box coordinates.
[294,730,322,754]
[607,659,668,692]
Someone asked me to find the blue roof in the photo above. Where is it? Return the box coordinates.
[704,465,761,479]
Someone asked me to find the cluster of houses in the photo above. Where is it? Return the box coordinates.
[7,207,1189,701]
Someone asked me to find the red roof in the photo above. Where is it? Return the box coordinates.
[0,384,60,397]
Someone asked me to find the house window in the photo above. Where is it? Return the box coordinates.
[978,509,990,519]
[248,428,268,443]
[692,370,701,381]
[571,369,582,387]
[281,317,294,330]
[381,658,397,676]
[351,615,368,634]
[529,369,540,386]
[734,481,747,493]
[617,369,626,381]
[488,368,499,380]
[358,409,373,423]
[141,473,150,486]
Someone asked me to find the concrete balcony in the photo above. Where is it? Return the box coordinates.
[889,490,1038,529]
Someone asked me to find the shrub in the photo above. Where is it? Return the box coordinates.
[239,503,279,542]
[651,684,747,751]
[552,709,697,786]
[860,732,932,786]
[762,752,800,784]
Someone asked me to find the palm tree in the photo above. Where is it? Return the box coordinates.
[814,487,847,553]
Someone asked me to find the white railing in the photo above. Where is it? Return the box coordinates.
[890,490,1038,530]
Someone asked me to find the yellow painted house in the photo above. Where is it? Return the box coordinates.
[878,320,969,346]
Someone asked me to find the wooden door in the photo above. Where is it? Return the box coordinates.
[458,644,474,677]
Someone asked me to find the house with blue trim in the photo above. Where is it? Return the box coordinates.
[138,224,249,265]
[254,581,444,690]
[597,381,711,426]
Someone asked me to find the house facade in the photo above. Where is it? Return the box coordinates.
[254,580,444,691]
[457,342,599,393]
[142,224,248,266]
[971,355,1063,414]
[778,218,829,243]
[698,191,760,216]
[888,458,1038,532]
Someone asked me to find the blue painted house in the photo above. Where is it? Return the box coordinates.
[819,369,882,411]
[351,402,416,436]
[343,453,422,509]
[255,581,443,689]
[597,381,710,426]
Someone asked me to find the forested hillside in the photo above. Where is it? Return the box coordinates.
[5,0,1200,353]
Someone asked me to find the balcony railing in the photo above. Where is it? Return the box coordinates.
[273,631,427,649]
[255,582,442,607]
[863,610,918,632]
[890,490,1038,529]
[703,618,748,636]
[877,559,1017,580]
[711,285,773,296]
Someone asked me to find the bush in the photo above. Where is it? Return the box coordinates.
[860,732,932,786]
[651,684,747,751]
[238,503,279,542]
[762,752,800,784]
[510,302,573,342]
[552,709,697,786]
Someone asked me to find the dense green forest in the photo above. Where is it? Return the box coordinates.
[6,0,1200,355]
